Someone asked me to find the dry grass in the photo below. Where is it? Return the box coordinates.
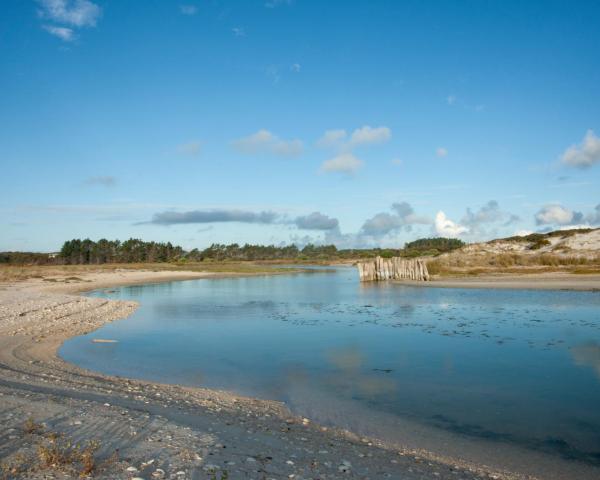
[23,417,44,435]
[37,433,100,476]
[2,419,107,478]
[427,253,600,277]
[0,262,297,283]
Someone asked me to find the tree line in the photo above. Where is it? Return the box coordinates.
[0,237,465,265]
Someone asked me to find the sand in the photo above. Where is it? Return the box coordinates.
[0,268,598,479]
[401,272,600,291]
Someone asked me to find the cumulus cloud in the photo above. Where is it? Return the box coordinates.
[462,200,520,228]
[232,129,303,156]
[148,209,280,225]
[37,0,101,27]
[561,130,600,168]
[295,212,339,231]
[320,153,363,175]
[83,175,116,187]
[435,211,468,237]
[317,126,391,149]
[458,201,520,238]
[290,63,301,73]
[587,204,600,225]
[361,202,431,236]
[436,147,448,158]
[317,125,391,175]
[462,200,503,225]
[179,4,198,15]
[349,126,391,146]
[535,204,583,226]
[361,213,405,236]
[177,140,202,156]
[42,25,75,41]
[317,129,347,148]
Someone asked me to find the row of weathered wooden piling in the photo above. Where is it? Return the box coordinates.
[357,256,430,282]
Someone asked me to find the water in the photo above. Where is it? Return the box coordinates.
[60,267,600,468]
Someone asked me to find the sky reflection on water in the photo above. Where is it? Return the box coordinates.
[60,268,600,465]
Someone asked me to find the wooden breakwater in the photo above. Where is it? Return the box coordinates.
[357,256,430,282]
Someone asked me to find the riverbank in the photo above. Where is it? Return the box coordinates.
[0,269,591,479]
[407,272,600,291]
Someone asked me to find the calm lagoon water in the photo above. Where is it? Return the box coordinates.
[60,267,600,466]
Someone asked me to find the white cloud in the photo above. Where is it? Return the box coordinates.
[349,125,391,146]
[361,202,431,236]
[232,129,303,156]
[290,63,301,73]
[317,129,347,148]
[514,229,533,237]
[179,4,198,15]
[436,147,448,158]
[232,27,245,37]
[447,95,457,105]
[435,211,468,237]
[561,130,600,168]
[535,204,583,225]
[177,141,202,156]
[295,212,339,231]
[37,0,101,27]
[320,153,363,174]
[316,125,390,175]
[42,25,75,41]
[462,200,518,227]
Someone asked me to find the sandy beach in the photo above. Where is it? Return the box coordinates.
[0,269,598,479]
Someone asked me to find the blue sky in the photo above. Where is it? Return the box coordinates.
[1,0,599,252]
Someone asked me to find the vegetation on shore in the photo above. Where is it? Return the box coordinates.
[1,237,465,265]
[427,252,600,276]
[2,230,600,280]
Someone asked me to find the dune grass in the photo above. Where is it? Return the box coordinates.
[427,253,600,277]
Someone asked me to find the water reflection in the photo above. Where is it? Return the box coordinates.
[325,346,397,397]
[571,342,600,378]
[61,267,600,465]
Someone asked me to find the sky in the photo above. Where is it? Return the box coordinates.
[1,0,600,252]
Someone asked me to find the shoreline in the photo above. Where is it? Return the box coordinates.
[0,268,597,479]
[397,272,600,291]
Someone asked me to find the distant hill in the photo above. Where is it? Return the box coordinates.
[427,228,600,276]
[463,228,600,256]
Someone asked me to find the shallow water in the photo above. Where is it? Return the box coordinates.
[61,267,600,468]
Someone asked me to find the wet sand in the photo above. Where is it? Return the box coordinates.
[0,269,597,479]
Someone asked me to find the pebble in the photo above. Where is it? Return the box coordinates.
[338,460,352,473]
[126,466,139,472]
